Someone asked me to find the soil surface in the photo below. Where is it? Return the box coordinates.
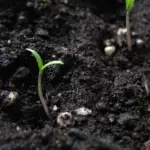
[0,0,150,150]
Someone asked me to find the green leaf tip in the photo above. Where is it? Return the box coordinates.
[126,0,135,11]
[26,48,44,71]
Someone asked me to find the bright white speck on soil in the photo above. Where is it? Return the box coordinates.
[104,46,116,56]
[75,107,92,116]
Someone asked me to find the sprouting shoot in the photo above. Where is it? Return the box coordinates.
[27,48,64,118]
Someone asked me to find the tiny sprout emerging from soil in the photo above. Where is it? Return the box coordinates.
[126,0,135,51]
[26,48,64,118]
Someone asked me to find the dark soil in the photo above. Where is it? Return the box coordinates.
[0,0,150,150]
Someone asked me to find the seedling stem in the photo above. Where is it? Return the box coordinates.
[38,71,50,118]
[126,11,132,51]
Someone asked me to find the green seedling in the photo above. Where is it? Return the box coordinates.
[27,48,64,118]
[126,0,135,51]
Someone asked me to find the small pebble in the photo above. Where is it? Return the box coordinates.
[75,107,92,116]
[18,12,28,25]
[7,92,18,105]
[52,54,56,58]
[136,38,144,47]
[117,28,127,36]
[96,102,108,113]
[117,28,127,46]
[0,91,18,107]
[108,114,116,123]
[57,93,62,97]
[26,2,34,8]
[53,105,58,111]
[16,126,21,131]
[35,28,49,37]
[104,46,116,56]
[57,112,72,127]
[7,40,11,44]
[132,32,138,36]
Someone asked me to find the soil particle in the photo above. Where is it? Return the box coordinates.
[0,90,18,107]
[10,66,31,88]
[26,2,34,8]
[17,12,28,26]
[57,112,73,127]
[95,101,108,113]
[35,28,49,37]
[117,113,139,129]
[75,107,92,116]
[125,99,137,106]
[68,128,87,140]
[108,114,116,124]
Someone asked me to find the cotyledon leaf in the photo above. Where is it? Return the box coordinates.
[26,48,44,71]
[126,0,135,11]
[41,61,64,72]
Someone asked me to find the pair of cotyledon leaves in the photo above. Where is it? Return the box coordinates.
[26,49,64,72]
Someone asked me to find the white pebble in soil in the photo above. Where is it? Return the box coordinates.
[117,28,127,46]
[104,46,116,56]
[8,92,16,99]
[136,38,144,47]
[16,126,21,131]
[57,112,72,127]
[51,54,56,58]
[53,105,58,111]
[1,91,18,107]
[132,31,138,36]
[7,40,11,45]
[117,28,127,36]
[75,107,92,116]
[57,92,62,97]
